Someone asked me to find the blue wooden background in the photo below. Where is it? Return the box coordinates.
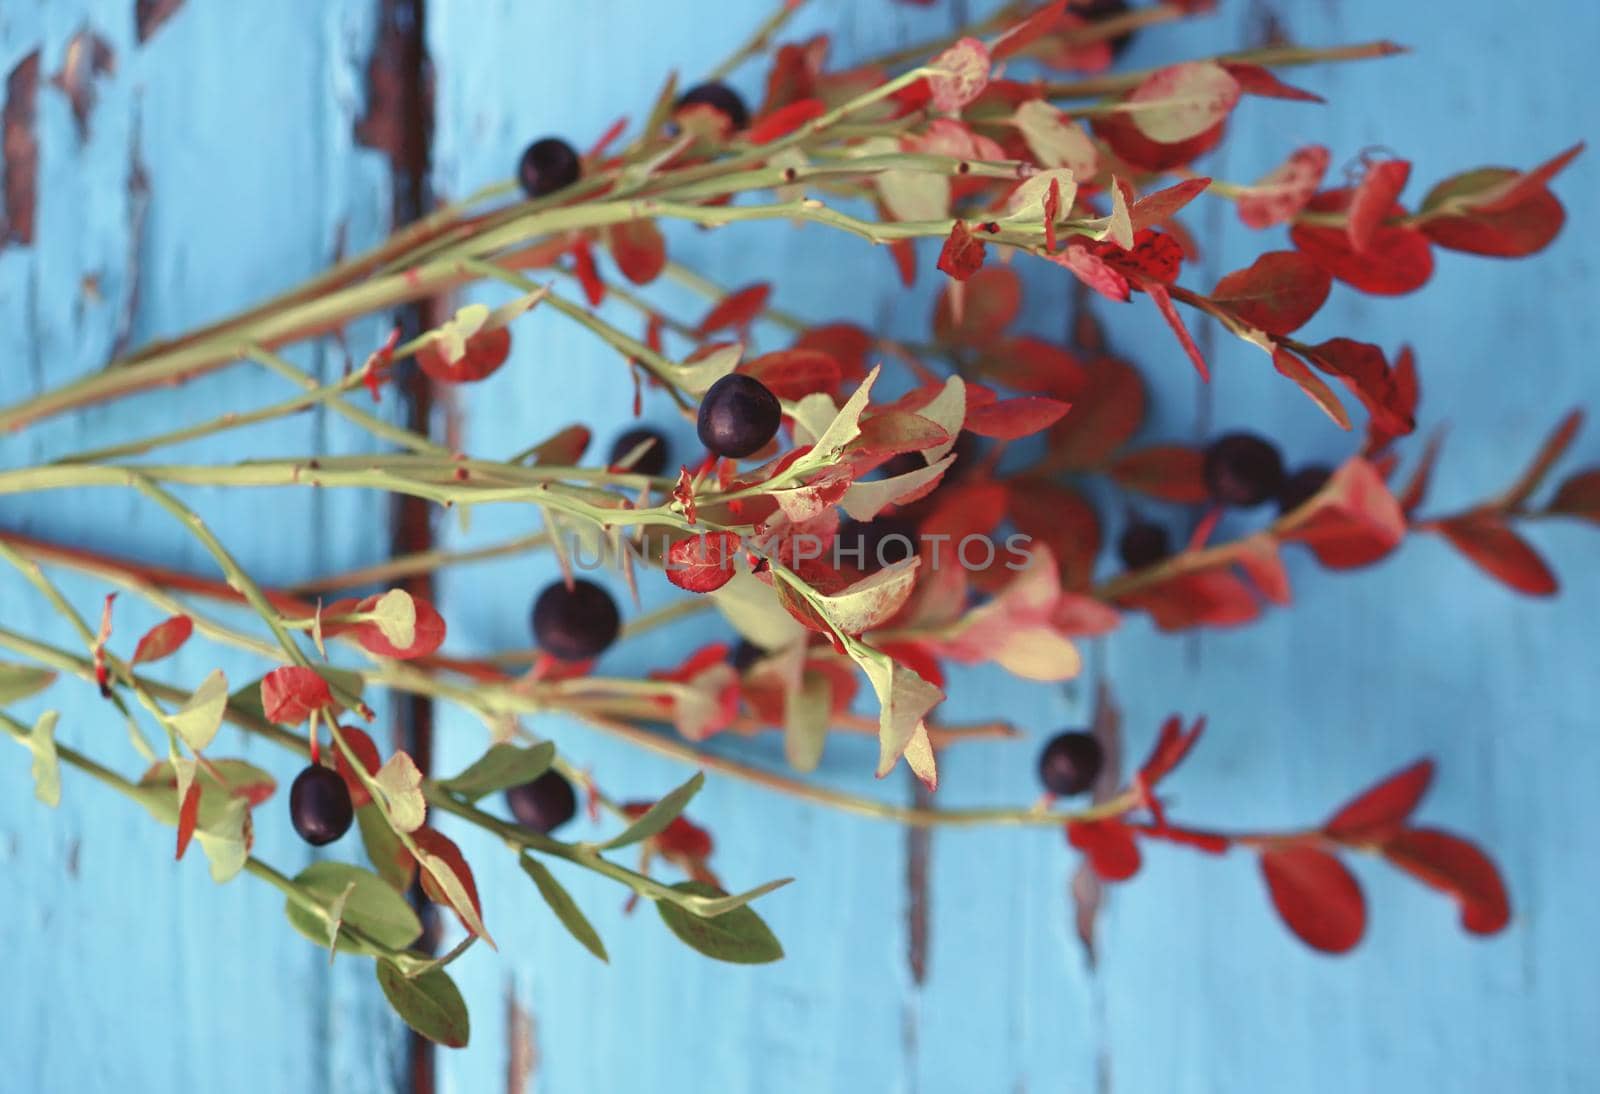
[2,1,1596,1091]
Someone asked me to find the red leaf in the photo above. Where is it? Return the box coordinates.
[747,98,825,144]
[1259,846,1366,954]
[1290,188,1434,295]
[927,37,990,113]
[1052,243,1131,302]
[1043,357,1145,470]
[920,481,1010,546]
[175,781,201,861]
[1272,344,1352,430]
[1383,828,1511,935]
[1220,62,1324,103]
[1006,478,1101,589]
[334,726,382,809]
[1129,177,1211,232]
[795,323,872,382]
[1137,714,1205,787]
[1301,338,1413,440]
[694,283,771,337]
[978,336,1087,400]
[260,667,333,725]
[1106,445,1210,503]
[1090,229,1185,286]
[934,265,1021,346]
[1420,170,1566,257]
[1237,145,1329,230]
[1324,759,1435,843]
[1118,568,1261,631]
[413,827,487,937]
[1092,110,1225,174]
[606,219,666,285]
[416,325,512,385]
[1501,409,1583,509]
[1067,818,1142,882]
[1210,251,1331,336]
[1279,458,1406,571]
[131,615,194,666]
[1347,160,1412,254]
[991,0,1068,60]
[1467,142,1584,215]
[936,219,986,281]
[1143,281,1209,379]
[571,237,605,307]
[738,348,842,401]
[667,532,743,593]
[964,396,1070,439]
[353,594,447,660]
[1435,516,1558,596]
[1549,468,1600,523]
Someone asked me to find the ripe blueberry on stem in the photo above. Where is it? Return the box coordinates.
[1117,520,1171,570]
[675,82,750,132]
[289,763,355,846]
[517,137,581,198]
[1038,731,1104,796]
[610,427,670,476]
[1075,0,1137,57]
[532,579,621,661]
[836,516,920,573]
[1203,433,1285,507]
[697,374,781,458]
[505,771,578,834]
[1277,465,1333,514]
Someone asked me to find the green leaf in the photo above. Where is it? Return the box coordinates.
[375,960,470,1048]
[369,589,416,649]
[519,856,608,962]
[284,861,423,956]
[165,668,228,752]
[655,881,784,964]
[597,771,704,851]
[191,794,250,883]
[437,741,555,802]
[27,710,61,807]
[0,663,57,704]
[783,671,831,773]
[357,801,416,890]
[374,751,427,832]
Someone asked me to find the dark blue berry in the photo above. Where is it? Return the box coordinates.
[1203,433,1285,507]
[1117,520,1171,570]
[532,579,620,661]
[610,427,670,476]
[1038,731,1104,797]
[518,137,581,198]
[730,640,764,671]
[697,374,782,459]
[675,82,750,131]
[836,516,919,573]
[1276,465,1333,514]
[1076,0,1137,57]
[505,771,577,834]
[290,764,354,846]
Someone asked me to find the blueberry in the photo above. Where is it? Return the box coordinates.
[1117,520,1171,570]
[1038,731,1104,797]
[289,764,354,846]
[675,82,750,132]
[505,770,578,834]
[1276,465,1333,515]
[836,515,920,573]
[532,579,621,661]
[697,374,782,459]
[610,427,670,476]
[730,639,764,671]
[517,137,581,199]
[1202,433,1285,508]
[1075,0,1137,57]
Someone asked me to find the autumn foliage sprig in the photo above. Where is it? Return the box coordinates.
[0,0,1589,1048]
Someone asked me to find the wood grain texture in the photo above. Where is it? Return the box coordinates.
[3,0,1596,1091]
[0,2,407,1091]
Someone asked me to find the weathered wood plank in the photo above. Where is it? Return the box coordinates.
[0,3,409,1091]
